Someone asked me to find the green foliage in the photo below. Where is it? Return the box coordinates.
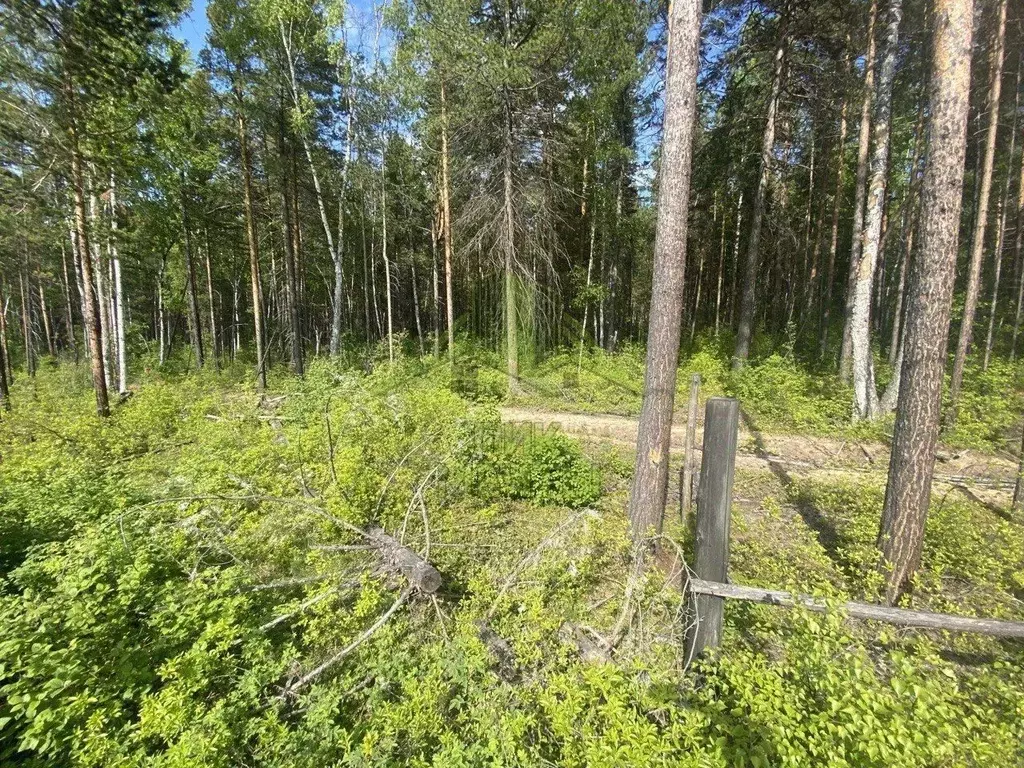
[2,367,1022,767]
[470,424,603,508]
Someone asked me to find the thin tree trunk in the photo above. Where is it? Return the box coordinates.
[180,176,205,372]
[277,108,303,375]
[18,270,34,378]
[234,82,267,390]
[204,228,219,367]
[89,180,112,390]
[851,0,902,420]
[69,122,109,416]
[411,259,424,357]
[820,44,852,357]
[278,20,342,358]
[840,0,879,381]
[0,293,12,385]
[60,242,78,362]
[381,169,394,364]
[983,52,1021,370]
[729,191,743,326]
[949,0,1006,421]
[733,5,787,370]
[431,215,440,357]
[37,275,54,358]
[879,0,973,605]
[440,78,455,364]
[627,0,701,538]
[1012,75,1024,360]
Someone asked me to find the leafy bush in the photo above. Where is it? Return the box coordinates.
[471,425,603,507]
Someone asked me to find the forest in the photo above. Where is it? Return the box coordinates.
[1,0,1023,764]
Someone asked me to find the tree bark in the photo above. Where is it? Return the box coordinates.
[69,125,109,416]
[732,5,788,370]
[879,0,973,605]
[627,0,701,538]
[850,0,902,420]
[204,228,219,367]
[180,175,205,371]
[983,52,1021,370]
[440,78,455,364]
[277,107,303,375]
[820,44,852,357]
[948,0,1006,421]
[840,0,879,381]
[60,242,78,362]
[234,81,267,390]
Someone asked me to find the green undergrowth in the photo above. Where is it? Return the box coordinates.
[500,335,1024,453]
[0,359,1022,766]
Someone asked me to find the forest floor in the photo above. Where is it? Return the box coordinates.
[500,405,1020,510]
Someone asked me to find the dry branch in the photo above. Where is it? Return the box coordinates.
[689,579,1024,639]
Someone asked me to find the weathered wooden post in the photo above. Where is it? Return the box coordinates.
[685,397,739,662]
[679,373,701,523]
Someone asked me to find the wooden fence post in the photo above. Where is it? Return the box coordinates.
[685,397,739,662]
[680,373,701,523]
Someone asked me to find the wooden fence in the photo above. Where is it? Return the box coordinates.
[683,396,1024,661]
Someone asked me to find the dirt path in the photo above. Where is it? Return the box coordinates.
[499,406,1019,492]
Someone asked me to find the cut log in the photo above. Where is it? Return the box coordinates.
[689,579,1024,639]
[368,528,442,593]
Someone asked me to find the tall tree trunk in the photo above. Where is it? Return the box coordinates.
[60,242,78,362]
[381,169,394,364]
[180,176,205,371]
[879,0,973,604]
[88,180,112,390]
[820,44,852,357]
[729,190,743,326]
[277,109,303,375]
[851,0,902,420]
[431,214,440,357]
[69,124,109,416]
[627,0,701,538]
[949,0,1006,421]
[37,275,54,358]
[108,177,128,391]
[983,52,1021,369]
[18,270,34,378]
[0,305,9,409]
[501,4,519,391]
[0,293,12,385]
[411,259,424,357]
[204,228,219,367]
[1012,72,1024,360]
[278,21,342,358]
[732,5,788,370]
[234,82,267,390]
[332,90,354,354]
[440,79,455,364]
[840,0,880,381]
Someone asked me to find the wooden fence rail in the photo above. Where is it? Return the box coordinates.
[683,396,1024,659]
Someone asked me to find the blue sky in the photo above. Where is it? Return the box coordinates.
[173,0,210,56]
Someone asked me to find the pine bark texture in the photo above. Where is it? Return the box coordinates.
[627,0,701,537]
[879,0,973,605]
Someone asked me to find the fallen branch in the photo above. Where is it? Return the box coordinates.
[368,528,442,594]
[688,579,1024,639]
[284,587,412,696]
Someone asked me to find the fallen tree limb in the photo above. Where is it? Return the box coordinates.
[368,528,442,594]
[284,587,412,696]
[688,579,1024,639]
